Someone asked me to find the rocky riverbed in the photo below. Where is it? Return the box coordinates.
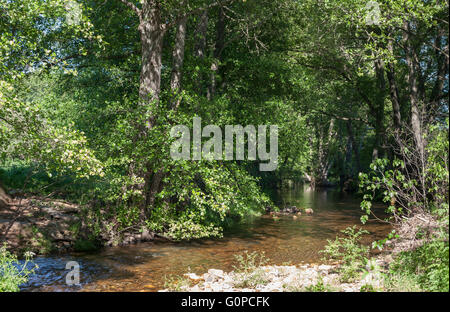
[161,258,389,292]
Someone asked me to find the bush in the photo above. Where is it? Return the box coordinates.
[73,238,100,252]
[303,277,335,292]
[232,251,270,288]
[163,274,193,292]
[0,244,36,292]
[383,273,423,292]
[320,226,370,282]
[388,239,449,292]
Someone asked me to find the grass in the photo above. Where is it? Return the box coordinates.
[385,239,449,292]
[232,251,271,288]
[163,274,193,291]
[320,226,370,283]
[284,275,337,292]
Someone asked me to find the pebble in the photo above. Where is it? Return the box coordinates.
[184,273,202,280]
[163,259,390,292]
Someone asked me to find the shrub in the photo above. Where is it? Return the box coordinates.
[232,251,270,288]
[383,273,423,292]
[163,274,193,292]
[303,276,335,292]
[0,244,36,292]
[388,239,449,292]
[320,226,370,282]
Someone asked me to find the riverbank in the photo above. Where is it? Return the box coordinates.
[0,191,362,256]
[0,195,162,255]
[0,196,87,254]
[160,251,393,292]
[161,211,448,292]
[2,188,404,292]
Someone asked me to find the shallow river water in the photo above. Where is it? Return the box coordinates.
[21,185,391,292]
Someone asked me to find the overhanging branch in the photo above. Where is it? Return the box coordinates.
[166,0,235,29]
[117,0,141,16]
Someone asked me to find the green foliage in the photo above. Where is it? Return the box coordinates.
[73,238,100,252]
[29,226,55,255]
[0,80,104,185]
[233,251,270,274]
[0,244,37,292]
[321,226,370,282]
[303,277,334,292]
[383,273,423,292]
[389,240,449,292]
[0,0,448,259]
[371,230,399,251]
[359,284,376,292]
[359,119,448,291]
[359,120,449,222]
[163,274,193,292]
[232,251,270,288]
[426,119,450,226]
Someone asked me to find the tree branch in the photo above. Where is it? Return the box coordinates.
[166,0,235,29]
[117,0,141,16]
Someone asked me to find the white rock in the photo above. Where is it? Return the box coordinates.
[184,273,202,280]
[318,264,332,271]
[208,269,224,277]
[204,274,218,283]
[282,274,297,285]
[265,281,283,292]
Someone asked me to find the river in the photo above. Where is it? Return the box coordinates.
[21,184,391,292]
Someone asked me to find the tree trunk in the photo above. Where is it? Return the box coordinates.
[0,180,11,209]
[386,40,402,130]
[314,119,335,186]
[146,16,188,211]
[403,21,424,156]
[346,120,361,174]
[208,8,225,100]
[137,1,166,218]
[194,10,209,95]
[170,16,187,109]
[429,26,447,122]
[195,10,208,59]
[371,113,384,161]
[138,2,166,130]
[372,59,386,161]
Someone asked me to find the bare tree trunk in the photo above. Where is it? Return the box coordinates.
[195,10,208,59]
[314,119,335,186]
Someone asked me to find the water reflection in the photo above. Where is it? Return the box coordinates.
[21,186,391,292]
